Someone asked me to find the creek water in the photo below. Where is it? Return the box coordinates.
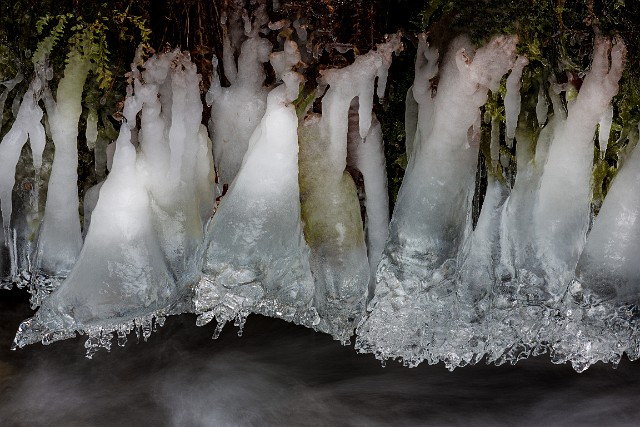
[1,287,639,426]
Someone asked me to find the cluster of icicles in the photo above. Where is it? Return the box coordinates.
[1,24,639,372]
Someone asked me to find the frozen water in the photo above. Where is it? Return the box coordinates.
[504,56,528,147]
[356,35,519,367]
[207,15,272,191]
[0,64,49,288]
[196,79,318,337]
[549,123,640,371]
[14,51,214,356]
[297,36,400,342]
[1,17,637,372]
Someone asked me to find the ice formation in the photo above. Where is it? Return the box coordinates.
[356,34,519,367]
[356,34,637,372]
[13,50,215,357]
[2,6,638,373]
[0,64,48,288]
[34,49,92,288]
[194,34,400,343]
[206,1,272,191]
[195,66,318,338]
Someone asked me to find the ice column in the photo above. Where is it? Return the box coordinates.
[405,34,439,163]
[347,106,389,296]
[356,35,517,367]
[0,65,48,285]
[34,49,92,282]
[207,9,272,191]
[14,51,214,357]
[533,37,625,297]
[196,70,317,338]
[298,35,401,342]
[504,56,528,147]
[550,123,640,371]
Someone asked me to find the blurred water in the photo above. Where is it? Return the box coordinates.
[1,287,640,427]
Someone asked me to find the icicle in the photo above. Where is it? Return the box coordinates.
[577,133,640,304]
[196,76,317,335]
[0,71,24,134]
[533,36,625,296]
[15,50,214,353]
[346,106,389,296]
[270,40,301,81]
[208,35,272,189]
[356,34,517,366]
[490,115,500,170]
[551,122,640,371]
[407,33,439,162]
[0,65,47,233]
[85,108,98,150]
[319,32,402,170]
[34,49,92,279]
[536,83,548,126]
[504,56,528,147]
[598,104,613,159]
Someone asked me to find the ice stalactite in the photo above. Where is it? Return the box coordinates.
[347,105,389,297]
[13,51,214,357]
[0,72,24,134]
[504,56,528,148]
[298,113,365,342]
[32,48,92,294]
[536,83,549,127]
[0,64,49,287]
[598,104,614,159]
[207,2,272,191]
[481,37,627,367]
[550,122,640,371]
[196,78,318,337]
[405,34,439,163]
[533,37,625,299]
[298,35,401,342]
[487,112,557,363]
[355,34,517,367]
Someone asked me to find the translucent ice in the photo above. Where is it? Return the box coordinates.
[34,50,92,282]
[207,16,272,190]
[504,56,528,147]
[356,35,517,367]
[298,36,400,342]
[196,78,318,337]
[0,65,48,286]
[533,37,625,297]
[546,121,640,370]
[14,51,214,356]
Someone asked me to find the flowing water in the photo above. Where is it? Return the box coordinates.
[1,287,639,426]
